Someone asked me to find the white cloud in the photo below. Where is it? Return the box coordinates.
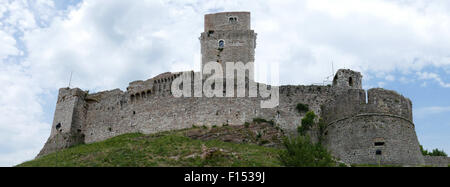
[416,71,450,87]
[24,0,204,91]
[0,30,19,60]
[415,106,450,119]
[0,63,50,166]
[0,0,57,167]
[385,75,395,81]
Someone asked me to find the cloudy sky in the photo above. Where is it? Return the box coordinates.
[1,0,449,166]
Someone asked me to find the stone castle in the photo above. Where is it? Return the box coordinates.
[38,12,445,166]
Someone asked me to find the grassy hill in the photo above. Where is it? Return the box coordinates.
[18,123,284,167]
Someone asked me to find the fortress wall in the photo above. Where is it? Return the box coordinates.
[322,88,413,123]
[84,89,131,143]
[423,156,450,167]
[321,89,367,123]
[81,84,332,144]
[278,85,332,131]
[324,115,424,166]
[366,88,412,121]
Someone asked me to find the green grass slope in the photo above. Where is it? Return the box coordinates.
[18,129,282,167]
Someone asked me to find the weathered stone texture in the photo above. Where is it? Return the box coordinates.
[423,156,450,167]
[323,115,424,166]
[37,12,427,167]
[201,12,256,72]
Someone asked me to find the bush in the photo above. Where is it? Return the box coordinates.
[420,145,448,156]
[244,122,250,128]
[298,111,316,135]
[296,103,309,113]
[278,136,335,167]
[429,149,447,156]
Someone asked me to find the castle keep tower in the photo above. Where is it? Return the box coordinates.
[200,12,257,71]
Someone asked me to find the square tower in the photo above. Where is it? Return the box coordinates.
[200,12,257,72]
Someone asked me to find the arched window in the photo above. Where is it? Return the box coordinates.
[349,77,353,87]
[229,16,237,23]
[218,40,225,49]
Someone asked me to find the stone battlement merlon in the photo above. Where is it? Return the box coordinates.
[322,87,413,124]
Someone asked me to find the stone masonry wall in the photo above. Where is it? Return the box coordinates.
[423,156,450,167]
[81,84,331,144]
[37,11,428,166]
[321,87,424,165]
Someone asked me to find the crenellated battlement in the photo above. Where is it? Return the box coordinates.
[38,12,426,166]
[322,87,413,124]
[204,12,251,32]
[366,88,412,121]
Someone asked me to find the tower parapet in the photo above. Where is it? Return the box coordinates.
[332,69,363,90]
[204,12,251,31]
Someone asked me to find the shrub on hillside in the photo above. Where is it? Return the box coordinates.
[278,136,335,167]
[296,103,309,113]
[298,111,316,135]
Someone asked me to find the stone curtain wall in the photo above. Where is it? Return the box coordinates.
[423,156,450,167]
[38,70,426,167]
[82,84,331,144]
